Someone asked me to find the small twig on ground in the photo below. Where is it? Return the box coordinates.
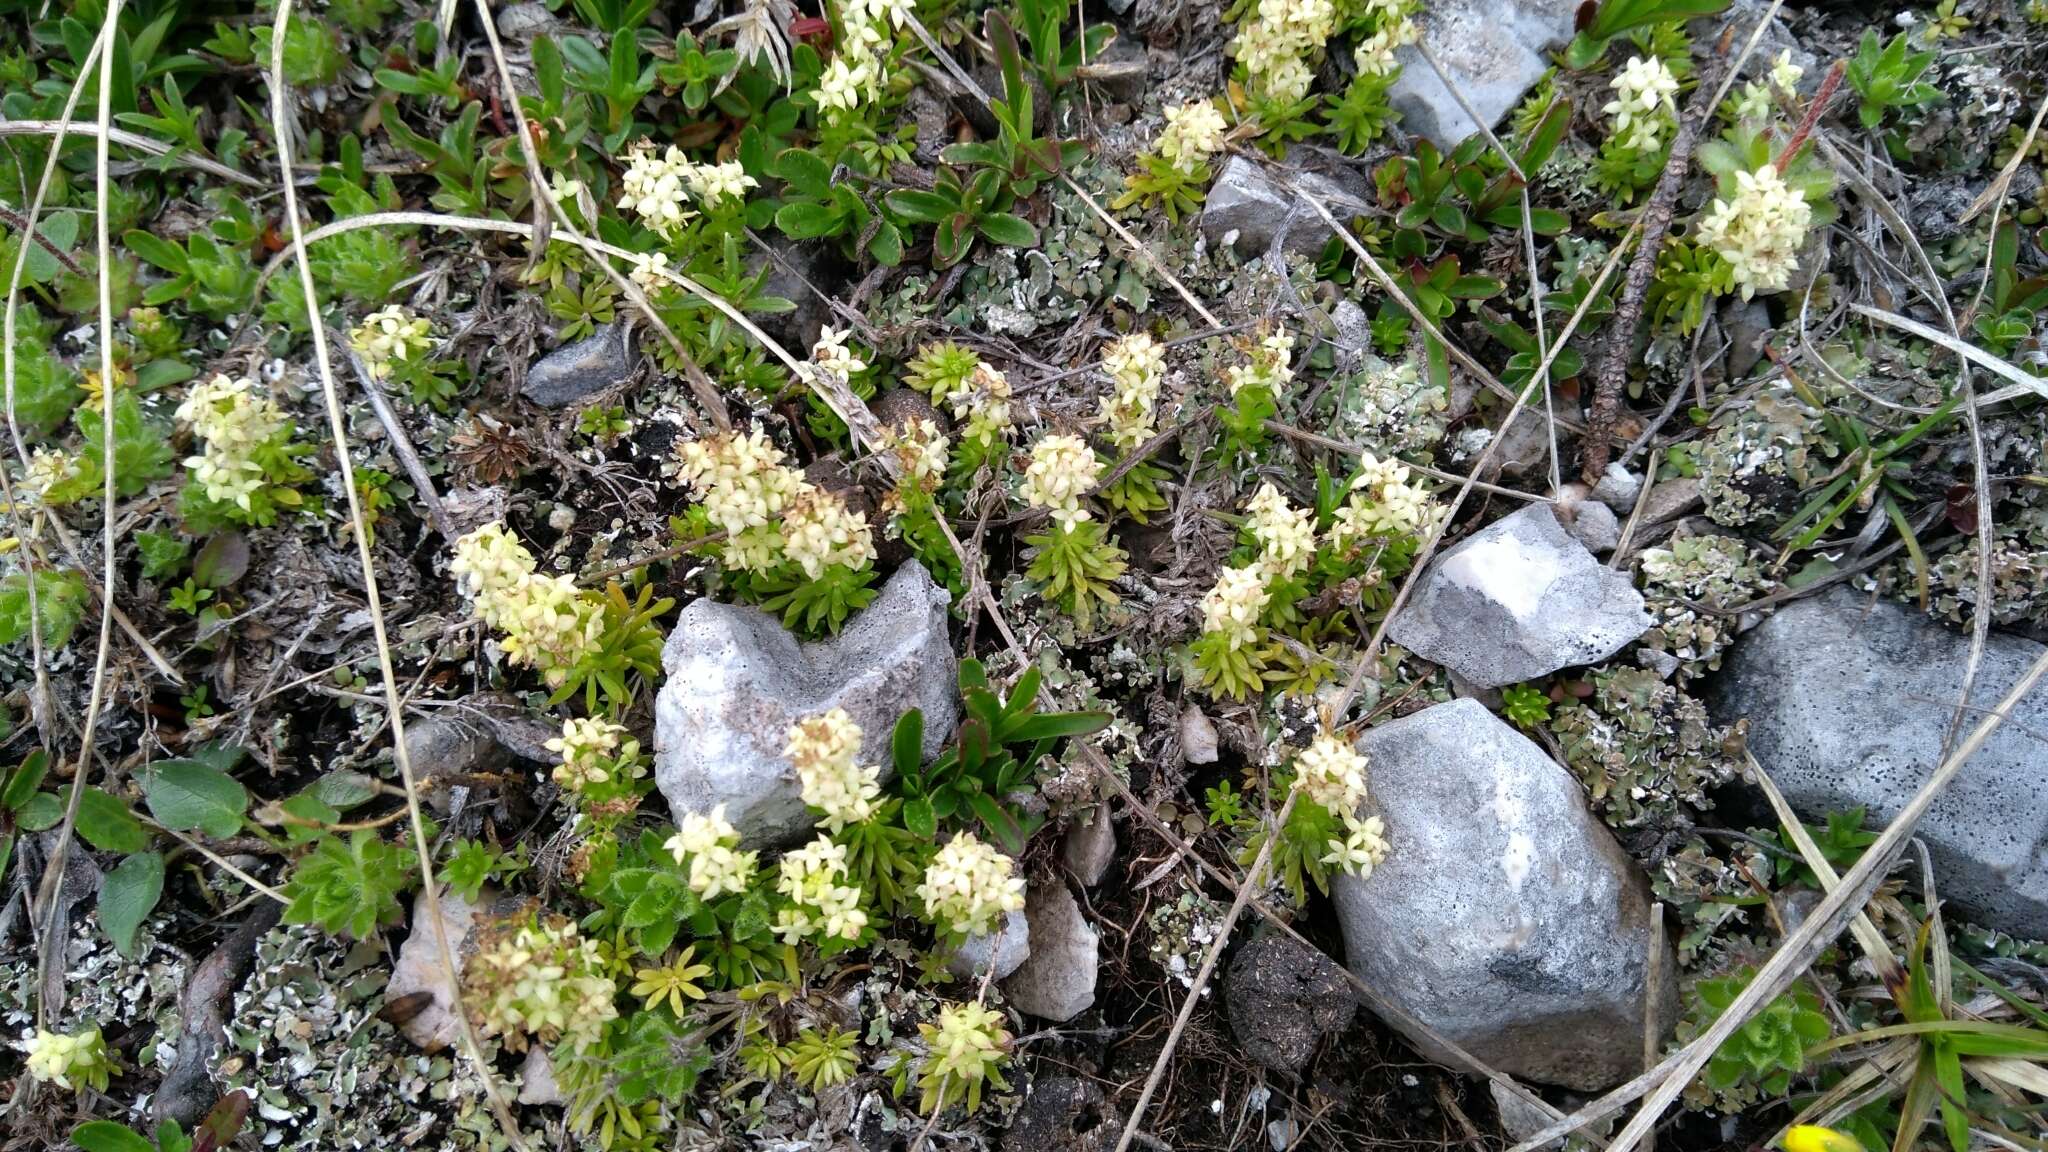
[338,339,454,541]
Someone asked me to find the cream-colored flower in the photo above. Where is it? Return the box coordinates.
[348,305,434,380]
[684,158,757,208]
[1245,482,1317,580]
[176,374,291,511]
[782,487,877,579]
[1200,563,1271,650]
[1156,101,1229,174]
[1099,332,1166,448]
[629,251,671,291]
[1019,434,1104,529]
[1292,732,1368,813]
[665,804,760,899]
[1604,56,1680,152]
[547,716,636,791]
[618,143,697,234]
[1769,48,1804,94]
[917,831,1025,938]
[777,833,867,942]
[1695,164,1813,299]
[812,324,867,381]
[785,708,882,831]
[22,1026,111,1091]
[1321,812,1390,877]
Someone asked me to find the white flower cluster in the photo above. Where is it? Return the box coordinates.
[1351,0,1419,76]
[1245,482,1317,581]
[918,358,1013,451]
[21,1026,109,1091]
[917,831,1026,938]
[546,715,638,792]
[677,425,876,576]
[618,142,758,235]
[176,373,289,512]
[1199,563,1271,650]
[1695,163,1812,299]
[1604,55,1681,153]
[882,417,950,488]
[1330,452,1442,546]
[776,834,869,942]
[1019,434,1105,530]
[664,804,760,899]
[785,708,881,832]
[1736,49,1805,120]
[815,0,914,117]
[1099,333,1166,449]
[1225,328,1295,397]
[467,917,618,1054]
[1155,101,1229,174]
[23,447,81,501]
[348,305,434,381]
[1234,0,1337,103]
[449,522,602,687]
[1292,733,1391,879]
[812,324,867,382]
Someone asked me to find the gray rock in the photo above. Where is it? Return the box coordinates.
[521,321,636,407]
[1556,496,1620,554]
[655,562,958,847]
[1225,933,1358,1075]
[518,1047,564,1106]
[1181,705,1220,765]
[1081,36,1148,105]
[1708,589,2048,937]
[1639,475,1701,527]
[401,716,504,813]
[1200,155,1367,258]
[949,909,1031,980]
[1333,700,1675,1090]
[748,237,836,356]
[386,890,485,1051]
[1004,882,1098,1021]
[1721,296,1774,379]
[1063,805,1116,886]
[1388,0,1579,147]
[1389,504,1652,689]
[1592,463,1643,513]
[493,1,559,40]
[1491,1081,1564,1150]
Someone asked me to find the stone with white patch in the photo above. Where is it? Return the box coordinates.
[1004,882,1098,1021]
[1331,700,1674,1090]
[654,562,958,848]
[1388,504,1651,688]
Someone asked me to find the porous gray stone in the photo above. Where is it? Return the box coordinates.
[1709,589,2048,938]
[949,909,1031,981]
[654,562,958,847]
[1225,933,1358,1075]
[386,890,485,1052]
[1592,463,1644,513]
[1063,805,1116,887]
[1389,504,1652,688]
[1333,700,1675,1090]
[1004,882,1098,1021]
[1555,494,1621,554]
[521,321,636,407]
[1387,0,1579,147]
[1200,155,1367,258]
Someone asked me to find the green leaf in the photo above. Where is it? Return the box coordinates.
[773,147,833,198]
[976,212,1039,249]
[142,759,248,838]
[903,796,936,840]
[775,200,842,239]
[123,229,190,274]
[72,1121,158,1152]
[78,787,150,853]
[16,791,62,831]
[1002,710,1111,742]
[3,749,47,810]
[892,708,925,777]
[883,189,957,225]
[100,850,165,957]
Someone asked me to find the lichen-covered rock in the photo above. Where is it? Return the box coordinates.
[1388,504,1652,689]
[1552,666,1740,831]
[1387,0,1579,147]
[1637,533,1773,680]
[948,909,1030,981]
[1225,933,1358,1075]
[1333,699,1675,1090]
[520,321,636,407]
[1004,882,1098,1021]
[655,563,957,847]
[1709,589,2048,938]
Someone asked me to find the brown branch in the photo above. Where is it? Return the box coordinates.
[1580,55,1734,485]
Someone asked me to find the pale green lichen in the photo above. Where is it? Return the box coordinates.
[1551,666,1741,832]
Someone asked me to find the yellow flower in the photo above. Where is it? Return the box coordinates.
[631,946,714,1015]
[1783,1128,1863,1152]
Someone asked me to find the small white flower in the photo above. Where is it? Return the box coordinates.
[1200,563,1271,650]
[1696,164,1813,299]
[1019,434,1104,529]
